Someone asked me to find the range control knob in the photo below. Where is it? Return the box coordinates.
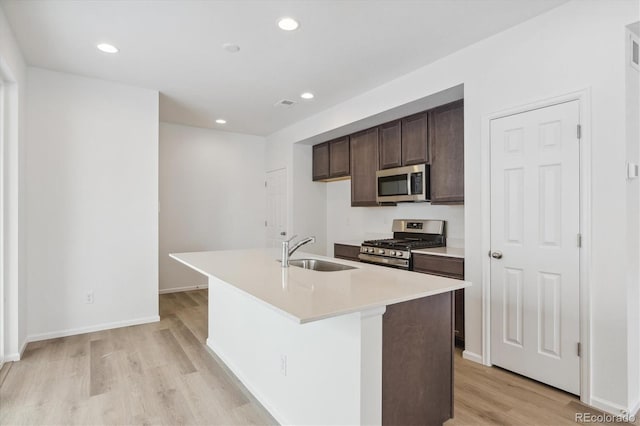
[390,251,396,256]
[397,252,403,257]
[379,249,385,255]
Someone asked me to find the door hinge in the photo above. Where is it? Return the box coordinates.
[577,124,582,140]
[577,342,581,357]
[265,181,267,187]
[577,233,582,248]
[264,220,267,227]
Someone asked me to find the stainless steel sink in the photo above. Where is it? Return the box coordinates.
[288,258,357,272]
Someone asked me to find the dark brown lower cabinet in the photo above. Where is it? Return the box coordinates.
[382,292,453,426]
[333,244,360,262]
[413,253,465,347]
[333,249,458,424]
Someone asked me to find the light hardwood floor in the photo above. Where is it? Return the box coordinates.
[1,290,636,426]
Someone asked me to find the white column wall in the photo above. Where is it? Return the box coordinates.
[0,6,27,360]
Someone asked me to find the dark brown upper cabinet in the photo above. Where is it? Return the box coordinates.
[312,137,350,181]
[429,100,464,204]
[350,127,379,206]
[379,120,402,170]
[401,112,429,166]
[312,142,330,181]
[328,136,350,178]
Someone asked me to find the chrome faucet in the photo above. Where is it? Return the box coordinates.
[281,235,316,267]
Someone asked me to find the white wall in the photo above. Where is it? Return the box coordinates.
[0,6,27,360]
[159,122,266,292]
[26,68,159,340]
[265,0,639,414]
[292,144,326,255]
[326,180,464,254]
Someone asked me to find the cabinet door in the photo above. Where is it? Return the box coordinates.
[334,244,360,262]
[430,101,464,204]
[412,254,464,279]
[350,128,379,206]
[455,289,465,344]
[401,112,429,166]
[312,142,329,181]
[379,120,402,170]
[329,137,350,178]
[412,253,465,346]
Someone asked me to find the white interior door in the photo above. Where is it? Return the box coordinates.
[266,168,287,248]
[490,100,581,395]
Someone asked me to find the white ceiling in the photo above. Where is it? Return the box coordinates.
[1,0,567,136]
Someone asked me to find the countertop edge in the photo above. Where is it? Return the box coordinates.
[170,253,306,324]
[170,251,470,325]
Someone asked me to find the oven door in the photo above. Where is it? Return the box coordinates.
[376,164,429,203]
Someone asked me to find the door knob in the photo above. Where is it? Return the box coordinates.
[491,251,503,259]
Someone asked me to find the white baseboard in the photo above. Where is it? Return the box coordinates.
[206,338,289,426]
[590,395,637,417]
[4,338,28,361]
[26,315,160,343]
[630,398,640,417]
[462,349,483,364]
[159,284,208,294]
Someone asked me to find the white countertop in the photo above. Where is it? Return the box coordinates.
[412,246,465,258]
[170,249,470,324]
[333,240,366,247]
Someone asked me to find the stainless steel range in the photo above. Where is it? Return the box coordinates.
[358,219,446,270]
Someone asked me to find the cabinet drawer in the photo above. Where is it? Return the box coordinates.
[413,254,464,279]
[334,244,360,262]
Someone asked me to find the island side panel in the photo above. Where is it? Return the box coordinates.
[206,276,382,425]
[382,291,454,426]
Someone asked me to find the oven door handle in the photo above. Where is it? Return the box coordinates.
[358,253,410,268]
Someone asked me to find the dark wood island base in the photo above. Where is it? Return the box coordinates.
[382,291,454,426]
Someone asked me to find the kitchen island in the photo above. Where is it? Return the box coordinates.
[171,248,470,426]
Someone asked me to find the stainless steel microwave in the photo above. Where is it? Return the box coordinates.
[376,164,430,203]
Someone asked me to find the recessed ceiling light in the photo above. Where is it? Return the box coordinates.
[278,17,299,31]
[222,43,240,53]
[97,43,118,53]
[215,119,227,124]
[300,92,314,100]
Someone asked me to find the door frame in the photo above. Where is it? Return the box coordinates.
[0,78,5,367]
[480,89,592,405]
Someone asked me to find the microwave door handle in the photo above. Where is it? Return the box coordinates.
[407,174,412,195]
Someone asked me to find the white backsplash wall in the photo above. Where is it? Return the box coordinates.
[326,179,464,255]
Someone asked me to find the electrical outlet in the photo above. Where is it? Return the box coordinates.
[85,291,94,304]
[280,354,287,376]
